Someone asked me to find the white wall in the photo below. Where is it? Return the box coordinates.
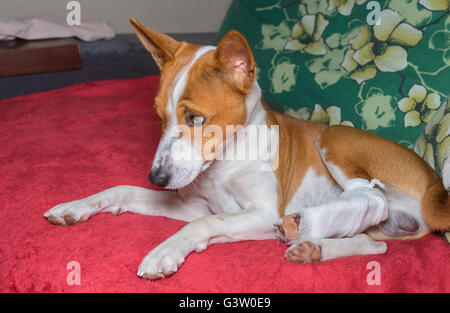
[0,0,232,33]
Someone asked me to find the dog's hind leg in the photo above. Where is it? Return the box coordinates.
[365,191,430,240]
[44,185,212,225]
[316,125,449,233]
[285,234,387,263]
[274,177,389,241]
[274,124,438,243]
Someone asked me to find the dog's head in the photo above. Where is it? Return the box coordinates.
[130,18,258,189]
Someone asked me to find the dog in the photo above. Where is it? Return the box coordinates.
[44,18,450,280]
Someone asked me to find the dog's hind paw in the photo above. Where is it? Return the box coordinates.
[285,241,322,263]
[274,213,301,244]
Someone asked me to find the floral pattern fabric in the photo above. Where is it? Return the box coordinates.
[217,0,449,176]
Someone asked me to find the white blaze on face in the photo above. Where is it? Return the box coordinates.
[153,45,216,189]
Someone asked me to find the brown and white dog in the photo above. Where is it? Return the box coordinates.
[44,18,450,280]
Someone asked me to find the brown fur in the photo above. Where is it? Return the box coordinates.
[130,18,182,69]
[264,104,336,217]
[421,180,450,231]
[175,30,256,159]
[180,49,248,159]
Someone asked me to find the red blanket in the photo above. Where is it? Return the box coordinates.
[0,76,448,293]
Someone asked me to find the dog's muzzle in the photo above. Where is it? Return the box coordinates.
[149,166,170,187]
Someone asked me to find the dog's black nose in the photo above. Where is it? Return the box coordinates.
[148,167,170,187]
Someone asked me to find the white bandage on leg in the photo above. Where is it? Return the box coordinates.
[298,178,388,240]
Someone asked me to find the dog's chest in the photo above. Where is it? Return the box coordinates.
[181,160,279,215]
[197,179,243,214]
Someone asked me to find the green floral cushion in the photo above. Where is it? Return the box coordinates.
[414,97,449,243]
[415,98,449,175]
[217,0,450,176]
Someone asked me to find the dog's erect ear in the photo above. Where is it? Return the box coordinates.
[215,30,256,94]
[129,17,181,69]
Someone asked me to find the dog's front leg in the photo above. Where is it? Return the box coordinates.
[44,185,211,225]
[138,208,276,280]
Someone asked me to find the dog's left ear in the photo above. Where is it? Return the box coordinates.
[215,30,256,94]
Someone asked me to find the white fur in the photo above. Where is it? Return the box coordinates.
[284,167,342,216]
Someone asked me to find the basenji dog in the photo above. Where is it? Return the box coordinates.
[44,18,450,280]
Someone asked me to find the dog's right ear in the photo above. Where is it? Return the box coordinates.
[129,17,181,69]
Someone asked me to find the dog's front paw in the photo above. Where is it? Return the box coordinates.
[274,213,301,244]
[44,198,106,226]
[137,239,187,281]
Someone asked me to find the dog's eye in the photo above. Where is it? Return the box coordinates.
[185,112,206,127]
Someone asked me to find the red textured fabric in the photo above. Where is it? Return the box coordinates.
[0,75,448,293]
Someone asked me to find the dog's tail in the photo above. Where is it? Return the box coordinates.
[421,179,450,231]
